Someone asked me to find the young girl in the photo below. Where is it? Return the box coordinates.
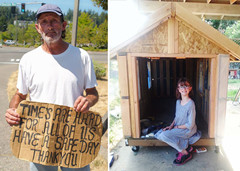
[154,78,201,165]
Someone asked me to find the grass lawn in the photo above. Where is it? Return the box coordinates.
[228,79,240,100]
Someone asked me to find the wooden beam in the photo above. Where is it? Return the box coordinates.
[127,138,216,146]
[131,56,141,138]
[215,54,229,146]
[130,53,217,58]
[230,0,237,4]
[127,53,137,138]
[196,15,240,20]
[175,3,240,61]
[168,18,175,54]
[209,57,218,138]
[117,55,132,137]
[207,0,212,4]
[230,60,240,63]
[139,2,240,20]
[174,19,179,53]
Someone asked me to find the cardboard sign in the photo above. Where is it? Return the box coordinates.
[10,100,103,168]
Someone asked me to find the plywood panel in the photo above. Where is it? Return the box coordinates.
[209,57,218,138]
[178,21,227,55]
[168,18,175,53]
[131,56,141,138]
[126,21,168,53]
[117,55,131,137]
[215,54,229,145]
[127,54,137,138]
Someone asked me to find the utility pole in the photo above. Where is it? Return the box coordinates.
[71,0,80,46]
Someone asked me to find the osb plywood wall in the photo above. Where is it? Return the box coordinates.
[124,21,168,53]
[178,21,227,54]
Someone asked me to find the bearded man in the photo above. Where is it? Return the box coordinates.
[5,4,98,171]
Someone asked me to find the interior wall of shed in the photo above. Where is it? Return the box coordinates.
[137,57,211,137]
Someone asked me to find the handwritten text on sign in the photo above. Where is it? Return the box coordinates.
[10,101,103,168]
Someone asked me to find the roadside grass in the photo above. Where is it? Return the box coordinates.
[81,47,107,52]
[109,59,123,150]
[228,79,240,100]
[109,115,122,150]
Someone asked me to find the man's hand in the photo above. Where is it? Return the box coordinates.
[6,89,26,126]
[5,108,20,126]
[74,96,90,113]
[74,87,99,113]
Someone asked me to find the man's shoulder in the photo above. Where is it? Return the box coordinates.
[21,46,42,61]
[68,44,89,56]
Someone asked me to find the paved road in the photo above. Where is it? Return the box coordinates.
[0,64,30,171]
[0,46,108,170]
[0,46,108,64]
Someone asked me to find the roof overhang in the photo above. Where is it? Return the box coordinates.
[110,2,240,62]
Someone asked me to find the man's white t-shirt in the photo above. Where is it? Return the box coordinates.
[17,44,97,107]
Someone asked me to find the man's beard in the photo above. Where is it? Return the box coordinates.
[41,30,62,45]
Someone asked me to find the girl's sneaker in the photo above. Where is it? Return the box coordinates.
[186,145,194,153]
[173,152,192,166]
[176,145,194,157]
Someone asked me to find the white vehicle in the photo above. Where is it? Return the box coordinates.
[4,40,15,45]
[0,43,2,48]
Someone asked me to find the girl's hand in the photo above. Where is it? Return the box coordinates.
[163,125,173,131]
[174,125,178,129]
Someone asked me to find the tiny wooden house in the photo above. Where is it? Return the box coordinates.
[111,3,240,148]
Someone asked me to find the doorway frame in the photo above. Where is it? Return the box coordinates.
[118,52,229,146]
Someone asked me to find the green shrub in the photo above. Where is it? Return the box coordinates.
[228,79,240,84]
[110,97,120,111]
[93,60,106,79]
[228,89,238,100]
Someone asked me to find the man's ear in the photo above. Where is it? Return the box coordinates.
[62,21,67,31]
[35,23,41,34]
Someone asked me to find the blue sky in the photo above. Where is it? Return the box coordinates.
[0,0,105,14]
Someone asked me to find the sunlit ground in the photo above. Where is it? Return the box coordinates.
[222,101,240,171]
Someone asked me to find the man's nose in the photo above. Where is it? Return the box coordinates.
[46,23,54,30]
[45,21,54,28]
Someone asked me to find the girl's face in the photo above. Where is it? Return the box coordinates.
[178,82,192,97]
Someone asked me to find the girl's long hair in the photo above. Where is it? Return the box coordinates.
[176,78,194,100]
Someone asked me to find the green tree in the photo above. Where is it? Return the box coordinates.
[0,16,7,31]
[65,9,73,21]
[224,21,240,45]
[92,19,107,48]
[91,0,107,11]
[6,24,16,40]
[206,20,235,32]
[17,27,26,44]
[65,22,72,43]
[24,24,40,45]
[77,12,95,46]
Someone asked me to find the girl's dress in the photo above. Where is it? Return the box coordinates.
[154,99,201,152]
